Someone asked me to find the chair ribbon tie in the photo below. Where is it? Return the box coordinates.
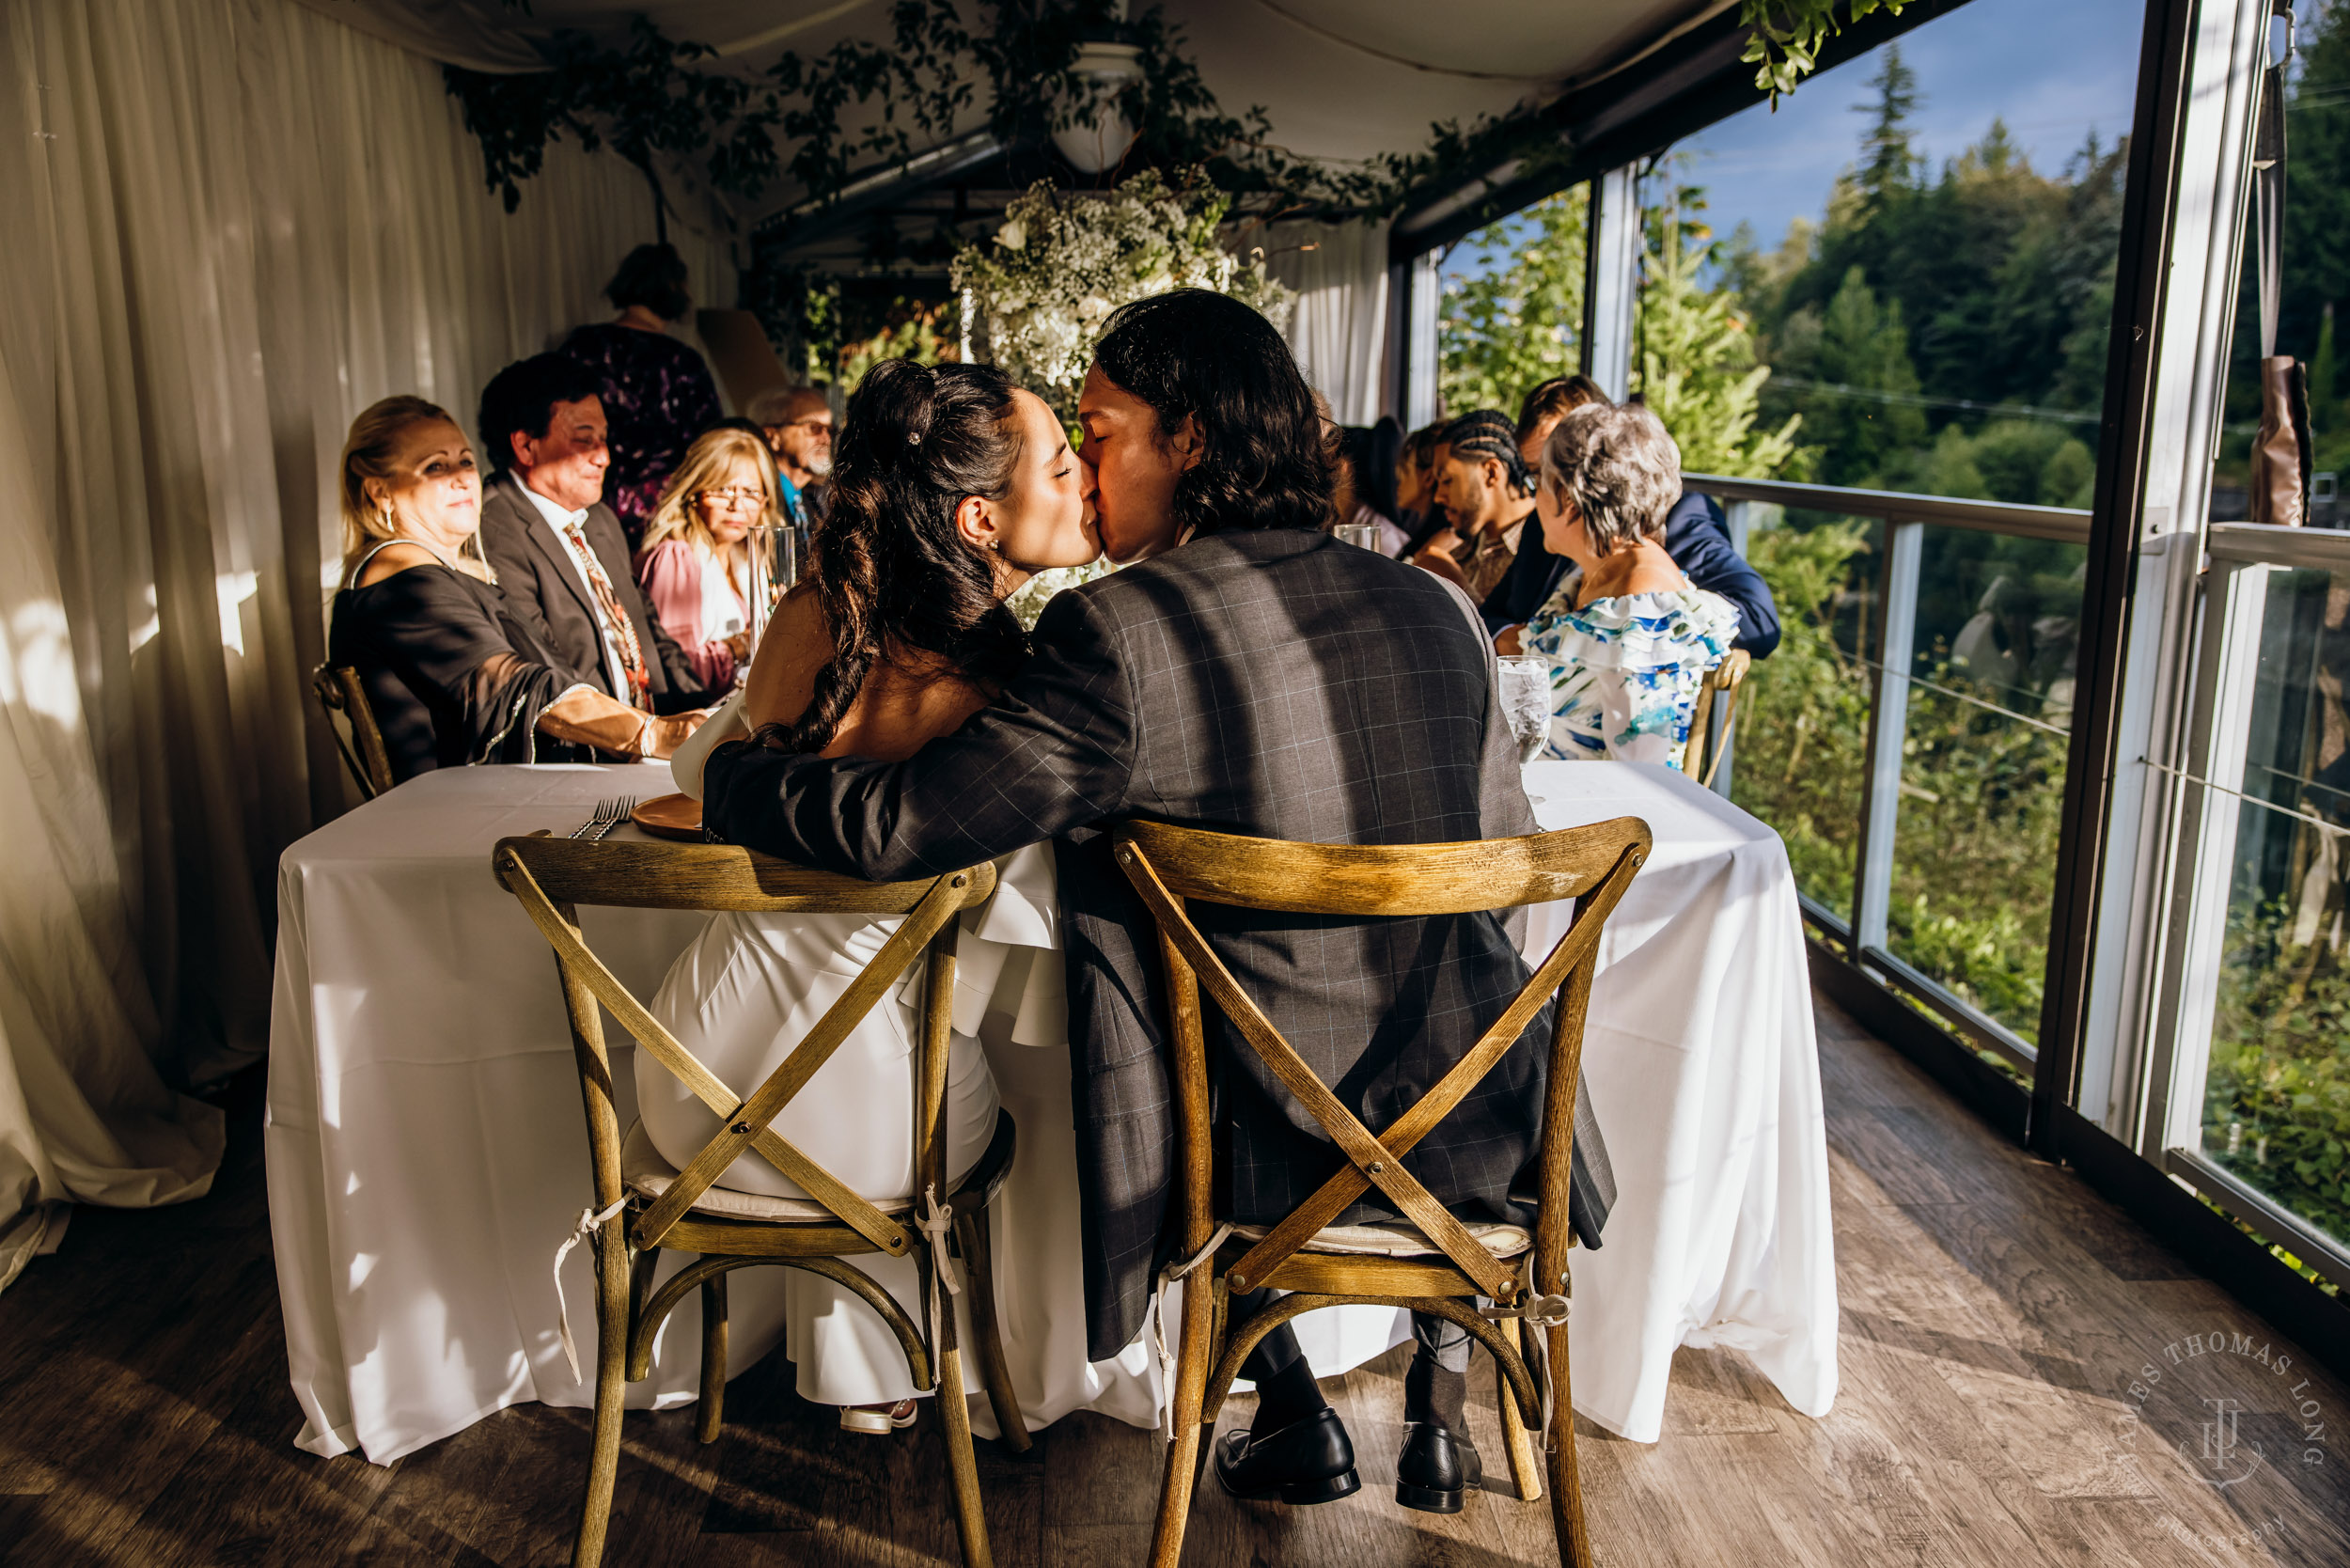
[1481,1293,1572,1328]
[1148,1221,1233,1442]
[553,1197,629,1385]
[916,1184,962,1358]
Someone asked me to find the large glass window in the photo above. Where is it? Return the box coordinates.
[1885,530,2083,1043]
[2202,565,2350,1247]
[1729,509,1882,925]
[1676,0,2136,1038]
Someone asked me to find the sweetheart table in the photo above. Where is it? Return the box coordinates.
[266,759,1833,1463]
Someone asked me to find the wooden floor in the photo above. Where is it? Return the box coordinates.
[3,995,2346,1567]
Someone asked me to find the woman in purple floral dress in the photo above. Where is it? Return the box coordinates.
[561,244,724,545]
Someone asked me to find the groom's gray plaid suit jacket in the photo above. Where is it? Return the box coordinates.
[703,526,1617,1360]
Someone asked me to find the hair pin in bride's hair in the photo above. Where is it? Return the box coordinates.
[908,431,922,446]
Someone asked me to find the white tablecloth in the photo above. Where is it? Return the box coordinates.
[1521,760,1838,1439]
[268,759,1833,1462]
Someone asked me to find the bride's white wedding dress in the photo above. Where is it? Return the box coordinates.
[647,695,1165,1432]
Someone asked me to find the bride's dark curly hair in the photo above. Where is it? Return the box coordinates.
[1091,289,1334,538]
[758,359,1032,756]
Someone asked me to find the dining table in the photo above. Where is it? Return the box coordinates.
[265,757,1835,1463]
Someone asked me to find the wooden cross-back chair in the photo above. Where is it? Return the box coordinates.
[311,663,393,800]
[1681,647,1752,790]
[493,833,1027,1568]
[1112,816,1652,1568]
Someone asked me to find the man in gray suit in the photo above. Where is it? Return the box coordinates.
[703,291,1612,1514]
[475,353,710,717]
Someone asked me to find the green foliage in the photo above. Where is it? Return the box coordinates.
[1739,0,1914,103]
[445,17,760,212]
[440,1,1604,238]
[1730,518,1875,918]
[1634,186,1806,479]
[1770,265,1922,483]
[1852,46,1921,210]
[1437,194,1587,416]
[1881,669,2070,1041]
[2209,900,2350,1245]
[834,300,958,390]
[1748,81,2127,481]
[446,0,1895,259]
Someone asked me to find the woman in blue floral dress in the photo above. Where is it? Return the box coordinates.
[561,244,724,545]
[1517,402,1738,770]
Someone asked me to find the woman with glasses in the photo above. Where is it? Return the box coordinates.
[634,428,783,689]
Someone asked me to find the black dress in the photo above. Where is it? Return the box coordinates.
[329,557,578,784]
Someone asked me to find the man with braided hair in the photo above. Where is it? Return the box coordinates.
[1411,408,1540,602]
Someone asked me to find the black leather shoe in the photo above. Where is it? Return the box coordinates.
[1213,1407,1362,1506]
[1395,1421,1482,1514]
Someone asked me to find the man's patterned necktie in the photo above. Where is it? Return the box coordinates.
[562,519,650,710]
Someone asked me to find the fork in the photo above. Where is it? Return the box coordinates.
[591,795,638,841]
[570,797,628,840]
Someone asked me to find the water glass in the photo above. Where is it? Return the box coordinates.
[1497,655,1554,763]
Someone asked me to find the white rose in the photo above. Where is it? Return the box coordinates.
[1076,294,1112,321]
[996,219,1026,250]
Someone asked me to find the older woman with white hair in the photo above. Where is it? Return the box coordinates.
[1521,402,1738,768]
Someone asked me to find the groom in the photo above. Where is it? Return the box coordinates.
[703,290,1614,1513]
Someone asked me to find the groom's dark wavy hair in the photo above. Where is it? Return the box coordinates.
[1091,289,1334,538]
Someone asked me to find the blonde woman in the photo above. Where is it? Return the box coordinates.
[634,427,782,689]
[328,395,702,783]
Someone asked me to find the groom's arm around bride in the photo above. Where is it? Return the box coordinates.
[702,292,1615,1421]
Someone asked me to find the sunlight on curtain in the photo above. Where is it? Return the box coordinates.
[1263,219,1392,427]
[0,0,734,1286]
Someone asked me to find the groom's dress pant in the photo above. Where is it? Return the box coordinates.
[1231,1288,1473,1388]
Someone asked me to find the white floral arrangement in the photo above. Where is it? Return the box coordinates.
[1005,557,1120,631]
[950,169,1294,423]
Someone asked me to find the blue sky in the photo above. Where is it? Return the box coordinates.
[1676,0,2147,251]
[1445,0,2148,274]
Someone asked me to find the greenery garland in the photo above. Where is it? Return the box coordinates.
[446,3,1908,227]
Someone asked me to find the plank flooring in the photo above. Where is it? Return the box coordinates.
[2,992,2346,1566]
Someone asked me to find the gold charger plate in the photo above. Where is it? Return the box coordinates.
[631,792,703,841]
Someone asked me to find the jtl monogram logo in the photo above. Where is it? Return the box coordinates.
[2184,1395,2264,1488]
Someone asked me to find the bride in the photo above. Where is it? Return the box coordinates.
[646,359,1099,1434]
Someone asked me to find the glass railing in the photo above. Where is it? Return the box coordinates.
[2187,550,2350,1263]
[1689,473,2092,1068]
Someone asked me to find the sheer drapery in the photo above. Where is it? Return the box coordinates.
[0,0,733,1286]
[1264,219,1392,427]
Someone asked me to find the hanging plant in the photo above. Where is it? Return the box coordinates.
[950,168,1293,421]
[1739,0,1913,103]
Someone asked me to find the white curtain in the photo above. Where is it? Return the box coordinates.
[1263,219,1392,427]
[0,0,733,1288]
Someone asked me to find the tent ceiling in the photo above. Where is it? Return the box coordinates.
[327,0,1735,226]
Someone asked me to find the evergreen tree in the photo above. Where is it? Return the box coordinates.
[1632,182,1805,479]
[1854,45,1921,212]
[1437,192,1587,416]
[1803,266,1926,484]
